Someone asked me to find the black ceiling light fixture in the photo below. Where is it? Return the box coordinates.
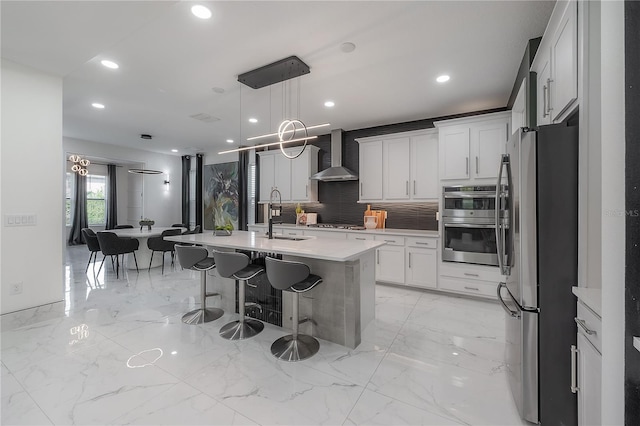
[220,56,329,157]
[140,134,152,140]
[128,168,162,175]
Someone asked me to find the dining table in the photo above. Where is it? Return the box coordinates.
[101,226,185,269]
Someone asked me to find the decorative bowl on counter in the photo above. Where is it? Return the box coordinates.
[139,219,154,230]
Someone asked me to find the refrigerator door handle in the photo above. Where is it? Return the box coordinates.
[497,282,519,318]
[571,344,579,393]
[495,155,511,275]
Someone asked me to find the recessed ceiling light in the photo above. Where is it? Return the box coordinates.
[341,42,356,53]
[226,139,234,143]
[212,87,225,94]
[100,60,119,69]
[191,5,212,19]
[171,149,178,153]
[248,118,258,124]
[436,75,450,83]
[324,101,335,108]
[91,103,105,109]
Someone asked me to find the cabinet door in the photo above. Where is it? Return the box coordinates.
[291,150,310,201]
[439,127,470,180]
[359,141,383,200]
[411,133,438,199]
[551,0,578,121]
[259,154,275,202]
[472,122,507,180]
[375,245,405,284]
[577,333,601,426]
[406,248,437,288]
[274,154,292,201]
[536,55,552,126]
[383,138,411,200]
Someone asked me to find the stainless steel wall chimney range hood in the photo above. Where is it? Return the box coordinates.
[310,129,358,181]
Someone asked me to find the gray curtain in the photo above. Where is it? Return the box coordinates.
[181,155,190,230]
[105,164,117,229]
[68,173,88,245]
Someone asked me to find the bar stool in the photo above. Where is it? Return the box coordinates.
[175,245,223,325]
[212,250,265,340]
[265,257,323,361]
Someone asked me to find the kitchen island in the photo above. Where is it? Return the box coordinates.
[167,230,384,348]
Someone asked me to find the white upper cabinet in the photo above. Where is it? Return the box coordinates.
[357,129,438,202]
[383,137,411,200]
[257,146,318,203]
[439,127,470,180]
[411,132,439,199]
[358,140,383,201]
[435,111,510,184]
[532,0,578,125]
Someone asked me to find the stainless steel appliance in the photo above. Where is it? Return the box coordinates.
[496,124,578,425]
[441,185,508,266]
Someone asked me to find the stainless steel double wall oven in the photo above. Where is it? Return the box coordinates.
[441,185,509,267]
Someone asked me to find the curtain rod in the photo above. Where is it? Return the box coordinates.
[66,160,123,167]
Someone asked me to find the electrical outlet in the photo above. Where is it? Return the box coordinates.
[9,282,23,295]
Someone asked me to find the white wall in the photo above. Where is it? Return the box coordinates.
[600,0,625,423]
[64,137,182,227]
[1,59,64,314]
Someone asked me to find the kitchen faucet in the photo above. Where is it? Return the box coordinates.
[268,188,282,239]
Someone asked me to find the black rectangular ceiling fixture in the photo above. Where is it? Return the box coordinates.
[237,56,310,89]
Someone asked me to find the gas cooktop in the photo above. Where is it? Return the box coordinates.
[307,224,366,230]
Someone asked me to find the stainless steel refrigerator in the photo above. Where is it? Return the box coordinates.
[495,123,578,425]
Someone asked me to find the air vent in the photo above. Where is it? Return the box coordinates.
[189,113,220,123]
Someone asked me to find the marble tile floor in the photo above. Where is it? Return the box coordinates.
[0,245,527,426]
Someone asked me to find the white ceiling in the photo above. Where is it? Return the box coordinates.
[1,1,554,156]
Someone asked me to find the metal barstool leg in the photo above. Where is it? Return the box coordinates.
[219,279,264,340]
[148,251,154,271]
[271,292,319,361]
[182,270,223,324]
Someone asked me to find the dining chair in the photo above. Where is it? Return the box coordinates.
[114,224,134,229]
[81,228,102,273]
[147,228,182,274]
[182,225,201,235]
[96,232,139,278]
[171,223,186,228]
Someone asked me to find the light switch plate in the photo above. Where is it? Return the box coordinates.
[4,214,37,227]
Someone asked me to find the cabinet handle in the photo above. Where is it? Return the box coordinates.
[415,241,430,246]
[360,182,363,196]
[542,84,549,118]
[475,156,479,174]
[376,250,380,265]
[384,239,396,243]
[547,78,554,112]
[409,252,412,268]
[571,344,579,393]
[355,237,366,240]
[306,184,308,197]
[413,180,416,195]
[466,157,469,175]
[575,317,596,335]
[406,181,409,195]
[464,272,480,277]
[464,286,479,291]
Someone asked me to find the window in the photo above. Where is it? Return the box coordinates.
[248,162,256,225]
[86,175,106,225]
[66,173,107,226]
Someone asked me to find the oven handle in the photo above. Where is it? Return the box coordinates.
[443,192,496,199]
[443,222,497,229]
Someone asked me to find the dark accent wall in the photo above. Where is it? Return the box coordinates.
[625,1,640,424]
[257,107,506,231]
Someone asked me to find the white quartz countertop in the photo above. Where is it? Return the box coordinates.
[250,223,439,238]
[167,230,385,262]
[572,287,602,317]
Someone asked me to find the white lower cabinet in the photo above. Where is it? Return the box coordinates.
[375,245,405,284]
[438,262,502,299]
[406,247,436,289]
[574,300,602,426]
